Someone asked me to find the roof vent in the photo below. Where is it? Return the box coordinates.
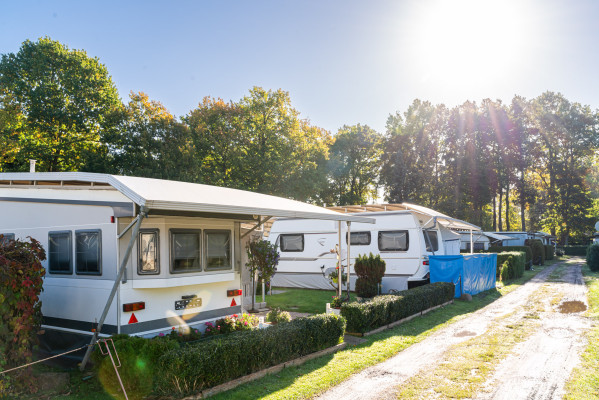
[29,159,37,173]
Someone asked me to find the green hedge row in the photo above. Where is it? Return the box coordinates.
[496,251,525,281]
[562,245,588,256]
[489,246,533,269]
[545,245,555,260]
[525,239,545,265]
[154,314,346,396]
[587,244,599,272]
[340,282,455,334]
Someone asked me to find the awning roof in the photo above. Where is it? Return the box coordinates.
[327,202,481,231]
[0,172,374,224]
[483,232,516,241]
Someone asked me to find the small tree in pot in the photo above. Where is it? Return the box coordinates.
[246,239,280,311]
[354,253,386,298]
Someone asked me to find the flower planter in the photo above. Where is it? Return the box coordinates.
[325,303,341,315]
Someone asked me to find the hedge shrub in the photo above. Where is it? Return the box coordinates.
[496,251,525,281]
[354,253,386,298]
[155,314,345,396]
[525,239,545,265]
[563,245,588,256]
[488,246,533,269]
[587,244,599,272]
[341,282,454,334]
[0,237,46,395]
[544,245,555,261]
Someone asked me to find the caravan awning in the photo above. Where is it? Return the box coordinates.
[0,172,375,224]
[483,232,516,241]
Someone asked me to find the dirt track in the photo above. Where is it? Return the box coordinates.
[315,258,591,400]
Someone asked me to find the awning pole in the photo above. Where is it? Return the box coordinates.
[338,221,342,298]
[80,206,147,371]
[470,229,474,255]
[346,221,351,299]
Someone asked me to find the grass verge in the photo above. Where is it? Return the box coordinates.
[265,288,356,314]
[564,263,599,399]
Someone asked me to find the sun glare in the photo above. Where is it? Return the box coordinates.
[404,0,537,95]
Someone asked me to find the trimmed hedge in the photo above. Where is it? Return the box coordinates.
[544,245,555,261]
[587,244,599,272]
[341,282,454,334]
[562,245,588,256]
[489,246,533,270]
[526,239,545,265]
[496,251,525,281]
[354,253,386,298]
[154,314,345,396]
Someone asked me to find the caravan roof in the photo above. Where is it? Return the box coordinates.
[0,172,374,224]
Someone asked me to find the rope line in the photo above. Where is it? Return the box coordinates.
[0,342,96,375]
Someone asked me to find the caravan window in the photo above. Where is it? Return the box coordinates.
[138,229,159,275]
[280,234,304,252]
[170,229,202,273]
[49,231,72,274]
[424,231,439,252]
[205,230,232,270]
[75,230,102,275]
[378,230,409,251]
[0,233,15,246]
[346,231,371,246]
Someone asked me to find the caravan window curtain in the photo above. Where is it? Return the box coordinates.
[170,229,202,273]
[378,230,409,251]
[280,234,304,252]
[205,230,232,270]
[49,231,72,274]
[347,231,371,246]
[138,229,159,275]
[424,231,439,252]
[75,230,102,275]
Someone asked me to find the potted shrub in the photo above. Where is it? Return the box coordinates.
[246,240,280,311]
[354,253,386,298]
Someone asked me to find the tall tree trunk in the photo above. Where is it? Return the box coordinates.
[493,196,497,231]
[519,172,526,231]
[498,190,503,231]
[506,184,511,231]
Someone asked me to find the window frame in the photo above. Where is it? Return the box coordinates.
[346,231,372,246]
[48,230,73,274]
[75,229,102,276]
[423,230,439,252]
[279,233,305,252]
[204,229,233,271]
[169,229,202,274]
[138,229,160,275]
[378,230,410,252]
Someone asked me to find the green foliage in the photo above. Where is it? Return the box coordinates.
[0,237,46,394]
[489,246,533,269]
[544,245,555,261]
[587,244,599,272]
[266,307,291,324]
[341,282,455,334]
[204,313,259,336]
[155,314,346,396]
[562,245,589,256]
[496,251,526,281]
[354,253,386,298]
[0,37,121,172]
[525,239,546,265]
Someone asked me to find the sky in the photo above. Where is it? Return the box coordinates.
[2,0,599,133]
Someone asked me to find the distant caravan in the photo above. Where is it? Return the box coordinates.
[268,203,481,293]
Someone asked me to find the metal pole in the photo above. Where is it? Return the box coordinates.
[80,207,147,371]
[346,221,351,299]
[470,229,474,254]
[338,221,342,298]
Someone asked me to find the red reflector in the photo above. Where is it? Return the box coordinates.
[423,260,429,265]
[123,302,145,312]
[227,289,242,297]
[111,216,115,223]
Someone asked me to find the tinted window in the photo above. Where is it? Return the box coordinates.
[205,230,232,270]
[280,234,304,252]
[49,231,72,274]
[138,229,159,275]
[76,230,102,275]
[346,231,371,246]
[171,230,201,273]
[378,230,409,251]
[424,230,439,252]
[0,233,15,246]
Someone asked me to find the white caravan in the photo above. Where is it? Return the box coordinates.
[459,231,516,252]
[268,203,480,293]
[0,172,370,342]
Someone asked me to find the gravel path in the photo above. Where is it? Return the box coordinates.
[315,258,590,400]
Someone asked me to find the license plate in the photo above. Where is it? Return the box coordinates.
[175,298,202,310]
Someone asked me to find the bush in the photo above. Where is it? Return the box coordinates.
[0,237,46,394]
[266,307,291,324]
[155,314,345,396]
[587,244,599,272]
[544,245,555,261]
[525,239,545,265]
[489,246,533,269]
[496,251,525,281]
[204,313,259,336]
[354,253,386,298]
[341,282,454,334]
[563,245,588,256]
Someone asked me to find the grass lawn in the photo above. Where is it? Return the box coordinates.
[265,287,357,314]
[564,262,599,399]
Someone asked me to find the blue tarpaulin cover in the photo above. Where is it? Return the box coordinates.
[430,254,497,298]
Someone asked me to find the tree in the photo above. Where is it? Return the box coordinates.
[0,38,122,172]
